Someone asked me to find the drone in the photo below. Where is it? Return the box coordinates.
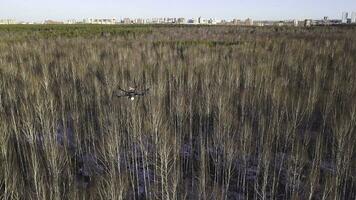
[114,86,149,101]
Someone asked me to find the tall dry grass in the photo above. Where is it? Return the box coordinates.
[0,25,356,199]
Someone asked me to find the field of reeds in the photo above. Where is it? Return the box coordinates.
[0,24,356,200]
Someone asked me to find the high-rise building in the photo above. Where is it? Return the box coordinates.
[187,18,198,24]
[342,12,348,23]
[177,18,186,24]
[198,17,208,24]
[122,18,131,24]
[304,19,312,27]
[352,12,356,23]
[245,18,253,26]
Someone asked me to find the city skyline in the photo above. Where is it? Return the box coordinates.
[1,0,356,22]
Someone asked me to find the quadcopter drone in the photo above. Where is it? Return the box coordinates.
[114,86,149,101]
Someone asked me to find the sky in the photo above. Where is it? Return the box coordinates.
[1,0,356,22]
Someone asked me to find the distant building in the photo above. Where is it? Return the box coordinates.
[255,22,264,27]
[321,17,330,25]
[85,18,117,24]
[165,18,177,24]
[83,19,90,24]
[232,19,242,25]
[259,21,274,26]
[245,18,253,26]
[342,12,348,23]
[208,18,217,25]
[304,19,312,27]
[150,18,164,24]
[44,20,63,24]
[293,19,299,27]
[150,18,157,24]
[0,19,16,24]
[323,16,328,25]
[276,21,285,26]
[218,19,228,24]
[177,18,186,24]
[329,19,342,25]
[133,18,145,24]
[66,19,77,24]
[122,18,131,24]
[198,17,209,24]
[352,12,356,23]
[197,17,202,24]
[187,18,198,24]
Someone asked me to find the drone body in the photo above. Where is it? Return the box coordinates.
[114,86,149,100]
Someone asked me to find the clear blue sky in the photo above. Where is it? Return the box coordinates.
[1,0,356,22]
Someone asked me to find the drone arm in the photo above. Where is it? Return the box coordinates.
[134,88,149,96]
[115,94,126,98]
[113,91,128,98]
[118,87,129,93]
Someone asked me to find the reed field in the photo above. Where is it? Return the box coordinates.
[0,24,355,199]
